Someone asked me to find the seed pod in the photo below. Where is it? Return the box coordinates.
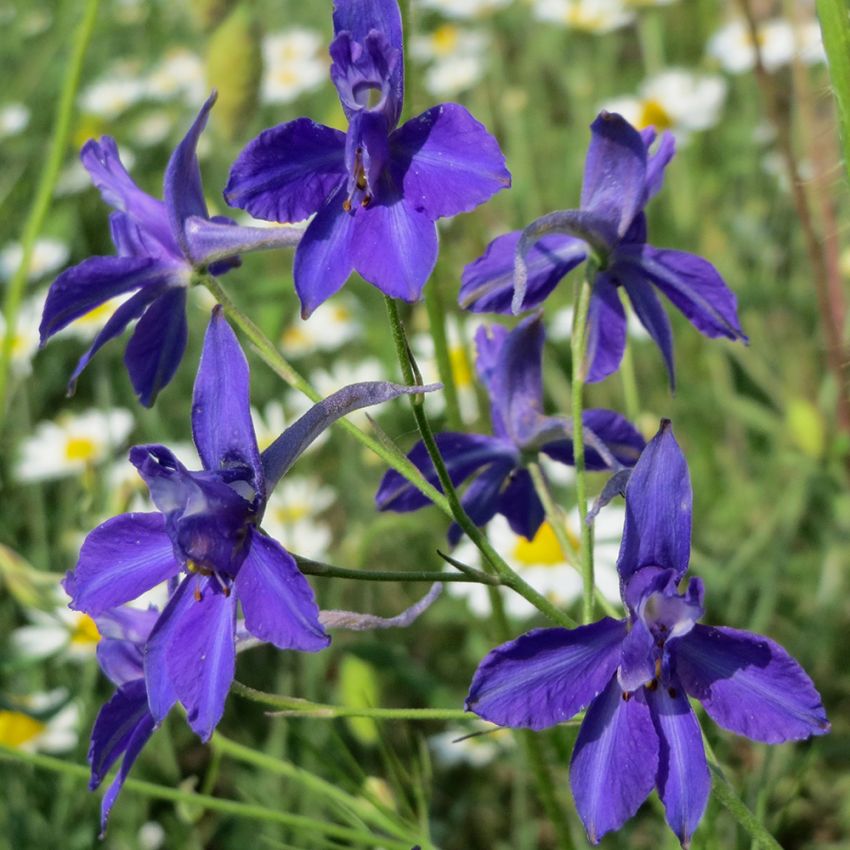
[205,4,262,141]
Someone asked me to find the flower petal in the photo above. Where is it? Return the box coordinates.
[643,129,676,202]
[65,513,178,616]
[124,286,188,406]
[350,195,437,302]
[293,185,357,318]
[498,467,545,541]
[263,380,440,490]
[459,230,587,315]
[585,274,627,383]
[390,103,510,220]
[168,580,236,740]
[542,409,645,470]
[224,119,347,223]
[646,684,710,847]
[193,308,263,498]
[184,216,303,268]
[163,92,215,256]
[674,624,830,743]
[466,619,627,730]
[570,678,658,844]
[618,420,691,581]
[40,256,177,343]
[617,617,657,692]
[448,460,514,544]
[581,111,647,241]
[236,529,329,651]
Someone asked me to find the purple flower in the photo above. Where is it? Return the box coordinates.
[40,92,303,406]
[459,112,747,386]
[376,313,645,543]
[466,422,829,846]
[63,307,435,741]
[224,0,510,317]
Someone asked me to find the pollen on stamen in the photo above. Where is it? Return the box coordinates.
[622,690,632,702]
[342,198,352,212]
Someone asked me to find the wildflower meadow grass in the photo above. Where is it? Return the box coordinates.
[1,1,848,848]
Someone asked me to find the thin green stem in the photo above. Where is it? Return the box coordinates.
[0,744,413,848]
[383,296,577,629]
[424,277,463,429]
[233,681,472,720]
[522,731,575,850]
[0,0,101,412]
[292,553,500,585]
[571,275,595,623]
[817,0,850,187]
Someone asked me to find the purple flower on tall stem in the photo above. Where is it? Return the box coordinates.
[466,422,829,846]
[459,112,747,386]
[40,92,303,406]
[224,0,510,317]
[63,307,436,742]
[376,313,645,543]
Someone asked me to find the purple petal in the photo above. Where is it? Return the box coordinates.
[236,529,329,651]
[81,136,176,254]
[619,245,747,342]
[350,197,437,302]
[618,420,691,581]
[263,380,440,490]
[184,216,303,268]
[320,582,440,631]
[390,103,510,220]
[643,129,676,202]
[109,211,163,259]
[543,409,645,470]
[376,432,516,513]
[617,267,676,388]
[581,111,647,241]
[448,460,513,544]
[96,638,145,688]
[460,230,587,315]
[466,619,627,730]
[674,624,830,743]
[224,119,347,223]
[293,185,357,318]
[193,308,263,497]
[646,685,710,847]
[570,678,658,844]
[124,286,188,406]
[585,274,627,383]
[40,256,177,343]
[164,92,215,256]
[168,580,236,740]
[65,513,178,616]
[498,468,545,541]
[617,617,656,692]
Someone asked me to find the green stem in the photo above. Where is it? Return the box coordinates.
[0,0,101,413]
[424,277,463,429]
[383,296,577,629]
[571,275,595,624]
[522,730,575,850]
[292,553,500,585]
[233,681,472,720]
[817,0,850,187]
[0,744,412,848]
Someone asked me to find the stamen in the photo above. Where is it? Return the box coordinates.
[342,198,352,212]
[654,658,662,678]
[646,679,658,691]
[667,687,678,699]
[212,570,232,598]
[622,690,632,702]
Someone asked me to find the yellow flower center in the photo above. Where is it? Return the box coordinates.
[78,301,114,325]
[69,614,100,646]
[65,436,98,462]
[512,521,571,566]
[0,711,45,748]
[281,325,310,349]
[637,98,673,131]
[449,345,473,389]
[433,24,460,56]
[272,504,309,524]
[274,67,300,87]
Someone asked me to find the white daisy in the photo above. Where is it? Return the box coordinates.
[532,0,635,34]
[707,18,795,75]
[412,25,489,96]
[0,689,80,754]
[0,237,69,282]
[261,478,336,559]
[79,71,147,119]
[280,298,360,357]
[261,29,327,105]
[0,102,29,139]
[416,0,512,19]
[0,294,43,377]
[144,48,206,105]
[429,722,513,767]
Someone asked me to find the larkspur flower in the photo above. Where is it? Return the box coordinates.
[466,421,829,845]
[224,0,510,317]
[39,92,303,406]
[63,307,436,742]
[460,111,747,385]
[376,313,644,543]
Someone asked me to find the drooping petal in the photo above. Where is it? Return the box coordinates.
[617,617,656,692]
[96,639,145,688]
[319,582,441,630]
[674,624,830,743]
[263,380,440,490]
[542,409,645,470]
[236,529,329,651]
[466,619,627,730]
[643,129,676,202]
[618,420,691,581]
[585,274,627,383]
[570,678,658,844]
[292,185,357,318]
[619,245,747,342]
[580,111,647,241]
[65,513,179,616]
[192,307,263,498]
[40,256,177,343]
[448,460,514,545]
[124,286,188,406]
[459,230,587,315]
[168,580,236,740]
[350,194,437,302]
[376,432,516,513]
[498,468,545,541]
[646,684,711,847]
[184,216,303,268]
[224,119,347,223]
[163,92,215,256]
[390,103,510,220]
